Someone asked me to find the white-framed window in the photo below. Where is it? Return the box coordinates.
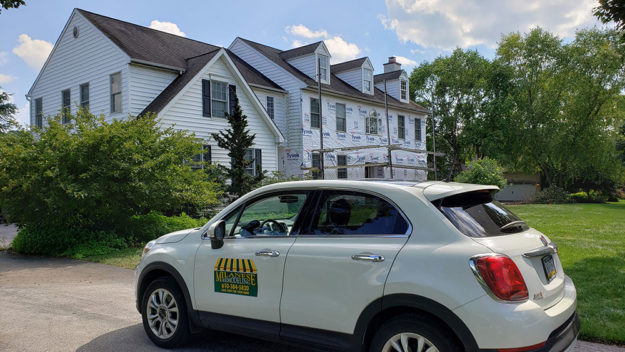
[363,69,373,93]
[80,83,89,110]
[312,152,321,179]
[266,96,274,119]
[415,118,422,142]
[336,103,346,132]
[366,112,381,135]
[398,115,405,139]
[61,89,71,124]
[310,97,320,128]
[110,72,122,113]
[34,97,43,128]
[318,54,329,82]
[337,155,347,179]
[211,80,228,118]
[400,80,407,100]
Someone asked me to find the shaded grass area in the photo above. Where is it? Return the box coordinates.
[509,201,625,344]
[79,247,143,270]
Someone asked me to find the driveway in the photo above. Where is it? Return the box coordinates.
[0,251,622,352]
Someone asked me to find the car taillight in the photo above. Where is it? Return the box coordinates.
[470,254,529,302]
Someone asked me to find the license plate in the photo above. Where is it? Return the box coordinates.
[542,255,556,281]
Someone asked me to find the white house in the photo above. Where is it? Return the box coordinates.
[28,9,431,180]
[229,39,431,180]
[27,9,284,173]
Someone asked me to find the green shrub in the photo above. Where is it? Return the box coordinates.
[455,157,507,189]
[0,110,221,232]
[570,190,607,203]
[534,186,572,204]
[119,211,208,243]
[12,226,126,257]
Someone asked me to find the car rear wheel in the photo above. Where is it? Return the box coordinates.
[141,277,189,348]
[370,314,460,352]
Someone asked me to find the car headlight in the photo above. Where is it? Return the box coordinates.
[142,240,156,259]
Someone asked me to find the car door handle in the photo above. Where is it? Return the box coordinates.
[255,249,280,257]
[351,253,385,262]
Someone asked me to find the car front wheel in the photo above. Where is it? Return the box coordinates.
[370,314,460,352]
[141,277,189,348]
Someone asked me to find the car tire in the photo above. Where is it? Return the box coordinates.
[370,313,460,352]
[141,277,189,349]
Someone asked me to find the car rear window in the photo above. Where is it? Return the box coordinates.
[434,190,528,237]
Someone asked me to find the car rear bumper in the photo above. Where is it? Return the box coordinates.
[480,311,579,352]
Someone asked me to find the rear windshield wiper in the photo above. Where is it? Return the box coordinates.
[499,220,527,232]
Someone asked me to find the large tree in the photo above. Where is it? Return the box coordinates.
[212,92,263,198]
[410,49,491,180]
[0,89,17,133]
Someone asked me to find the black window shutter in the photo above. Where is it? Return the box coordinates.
[203,145,211,163]
[228,85,237,115]
[255,149,262,175]
[202,80,211,117]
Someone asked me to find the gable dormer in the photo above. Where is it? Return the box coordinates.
[280,41,331,85]
[374,57,409,103]
[331,57,374,95]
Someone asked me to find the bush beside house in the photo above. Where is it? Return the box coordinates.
[0,111,221,256]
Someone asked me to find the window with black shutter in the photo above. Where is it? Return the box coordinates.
[202,80,211,117]
[34,98,43,128]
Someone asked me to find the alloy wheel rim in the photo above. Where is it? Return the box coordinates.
[382,332,439,352]
[146,288,179,339]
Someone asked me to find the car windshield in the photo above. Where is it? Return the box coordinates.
[434,190,528,238]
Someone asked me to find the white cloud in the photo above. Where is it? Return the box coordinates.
[0,74,17,84]
[379,0,598,50]
[149,20,186,37]
[285,25,328,39]
[285,24,361,63]
[394,55,417,67]
[12,34,53,71]
[325,36,361,63]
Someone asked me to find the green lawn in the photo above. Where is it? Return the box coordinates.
[509,201,625,344]
[80,247,143,270]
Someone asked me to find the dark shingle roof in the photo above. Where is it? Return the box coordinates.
[331,57,368,73]
[78,9,218,70]
[238,38,428,114]
[227,50,284,91]
[374,70,404,83]
[279,41,322,60]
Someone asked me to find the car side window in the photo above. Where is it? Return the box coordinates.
[305,191,408,235]
[228,193,308,237]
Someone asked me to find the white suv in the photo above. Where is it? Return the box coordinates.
[135,180,579,352]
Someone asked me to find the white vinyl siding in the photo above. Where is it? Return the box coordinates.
[158,55,279,172]
[252,88,287,137]
[230,38,307,162]
[336,68,363,91]
[29,11,130,125]
[128,64,177,117]
[287,54,316,80]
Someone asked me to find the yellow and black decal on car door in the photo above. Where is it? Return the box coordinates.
[214,258,258,297]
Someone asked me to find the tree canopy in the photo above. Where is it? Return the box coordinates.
[0,89,17,133]
[594,0,625,30]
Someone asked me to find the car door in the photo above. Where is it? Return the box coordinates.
[193,191,310,332]
[280,189,411,336]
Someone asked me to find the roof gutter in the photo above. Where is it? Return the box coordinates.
[130,59,185,74]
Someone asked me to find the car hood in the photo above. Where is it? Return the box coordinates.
[155,228,198,244]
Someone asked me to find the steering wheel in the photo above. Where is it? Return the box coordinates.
[260,219,287,234]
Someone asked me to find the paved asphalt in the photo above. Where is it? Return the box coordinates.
[0,227,623,351]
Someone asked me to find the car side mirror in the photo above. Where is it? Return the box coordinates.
[207,220,226,249]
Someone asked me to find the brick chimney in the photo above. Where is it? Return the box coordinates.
[383,56,402,73]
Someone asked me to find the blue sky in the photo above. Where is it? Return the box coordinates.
[0,0,602,126]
